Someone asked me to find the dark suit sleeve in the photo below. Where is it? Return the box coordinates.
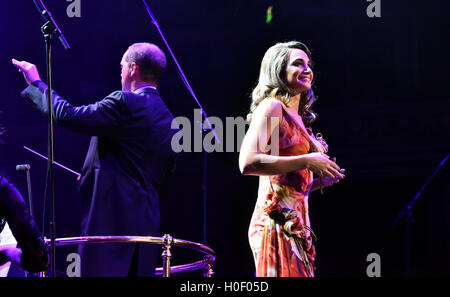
[20,80,127,136]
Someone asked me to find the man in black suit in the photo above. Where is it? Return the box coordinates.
[13,42,176,276]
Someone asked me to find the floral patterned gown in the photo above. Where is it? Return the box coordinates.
[248,104,317,277]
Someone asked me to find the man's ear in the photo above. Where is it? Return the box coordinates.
[130,62,138,77]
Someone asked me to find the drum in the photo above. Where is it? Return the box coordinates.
[43,234,216,277]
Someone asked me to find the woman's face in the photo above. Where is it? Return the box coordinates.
[283,48,313,93]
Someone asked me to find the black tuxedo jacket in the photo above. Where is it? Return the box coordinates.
[21,81,176,276]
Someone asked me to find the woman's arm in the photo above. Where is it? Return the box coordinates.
[239,99,345,179]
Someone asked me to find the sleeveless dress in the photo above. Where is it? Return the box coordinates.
[248,104,317,277]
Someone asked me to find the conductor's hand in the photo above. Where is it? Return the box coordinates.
[12,59,41,85]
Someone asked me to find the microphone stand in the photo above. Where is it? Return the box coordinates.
[33,0,70,277]
[392,153,449,276]
[16,164,34,277]
[141,0,220,245]
[19,165,34,218]
[26,168,33,218]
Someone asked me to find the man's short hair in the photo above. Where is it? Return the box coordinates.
[125,43,167,83]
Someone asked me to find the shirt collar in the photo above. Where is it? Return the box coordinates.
[134,85,157,94]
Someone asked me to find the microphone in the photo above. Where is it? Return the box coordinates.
[16,164,31,171]
[33,0,70,50]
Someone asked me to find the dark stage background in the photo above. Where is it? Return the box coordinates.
[0,0,449,277]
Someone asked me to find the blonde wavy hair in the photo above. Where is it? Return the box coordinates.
[250,41,317,127]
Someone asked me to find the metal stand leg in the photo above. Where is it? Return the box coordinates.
[203,256,215,277]
[162,234,173,277]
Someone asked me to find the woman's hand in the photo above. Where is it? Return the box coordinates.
[318,168,346,187]
[12,59,41,85]
[306,153,345,180]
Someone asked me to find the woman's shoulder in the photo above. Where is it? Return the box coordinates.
[254,97,286,118]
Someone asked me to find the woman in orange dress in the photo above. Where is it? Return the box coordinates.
[239,41,346,277]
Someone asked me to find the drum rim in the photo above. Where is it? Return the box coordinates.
[44,235,216,275]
